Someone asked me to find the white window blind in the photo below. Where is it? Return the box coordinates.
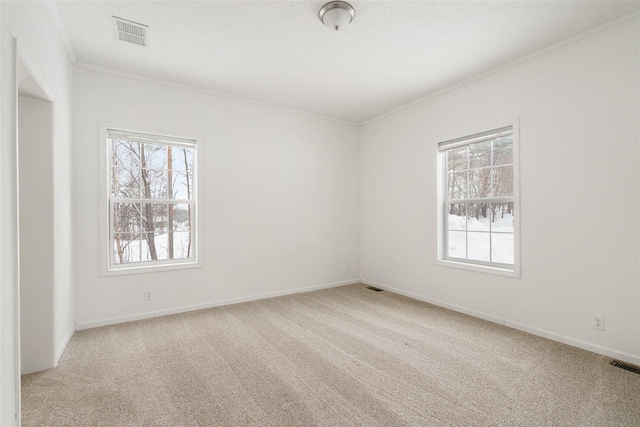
[107,129,196,148]
[438,126,512,152]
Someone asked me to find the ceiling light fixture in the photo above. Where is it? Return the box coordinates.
[318,1,356,31]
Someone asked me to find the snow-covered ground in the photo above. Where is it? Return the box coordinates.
[448,209,514,264]
[114,231,192,264]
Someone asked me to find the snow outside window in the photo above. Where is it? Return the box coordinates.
[107,129,197,270]
[440,127,517,270]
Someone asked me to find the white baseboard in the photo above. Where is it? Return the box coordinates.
[362,279,504,325]
[55,326,75,364]
[75,279,360,331]
[361,278,640,366]
[503,319,640,366]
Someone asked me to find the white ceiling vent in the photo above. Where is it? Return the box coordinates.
[113,16,148,47]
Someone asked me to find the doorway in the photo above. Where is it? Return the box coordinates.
[14,44,56,424]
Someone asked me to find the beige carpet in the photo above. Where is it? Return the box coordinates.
[22,284,640,426]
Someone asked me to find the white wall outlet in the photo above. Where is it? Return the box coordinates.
[593,315,604,331]
[345,266,350,274]
[145,289,153,301]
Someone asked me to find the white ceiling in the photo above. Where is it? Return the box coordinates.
[56,1,639,123]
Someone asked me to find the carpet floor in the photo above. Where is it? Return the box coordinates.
[22,284,640,426]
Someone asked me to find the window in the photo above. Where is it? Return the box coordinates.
[107,129,196,270]
[437,125,518,275]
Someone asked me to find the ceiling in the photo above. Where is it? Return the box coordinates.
[56,1,639,123]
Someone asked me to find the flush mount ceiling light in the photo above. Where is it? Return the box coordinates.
[319,1,356,31]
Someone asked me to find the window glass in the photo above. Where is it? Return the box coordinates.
[442,133,514,268]
[108,130,196,269]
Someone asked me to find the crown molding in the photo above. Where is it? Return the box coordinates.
[361,8,640,127]
[67,6,638,127]
[74,62,360,127]
[46,1,77,65]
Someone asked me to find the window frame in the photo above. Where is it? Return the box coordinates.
[435,120,520,278]
[100,123,200,275]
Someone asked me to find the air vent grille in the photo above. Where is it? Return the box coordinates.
[366,286,384,292]
[610,360,640,375]
[113,16,148,47]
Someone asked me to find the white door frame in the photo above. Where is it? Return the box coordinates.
[12,36,57,426]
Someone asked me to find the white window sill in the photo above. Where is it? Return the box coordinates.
[103,261,200,277]
[435,259,519,278]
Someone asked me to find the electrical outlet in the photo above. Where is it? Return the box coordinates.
[145,289,153,301]
[345,266,350,274]
[593,315,604,331]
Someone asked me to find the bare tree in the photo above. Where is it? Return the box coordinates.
[183,147,192,257]
[112,139,192,262]
[167,145,174,259]
[112,146,125,263]
[140,144,158,260]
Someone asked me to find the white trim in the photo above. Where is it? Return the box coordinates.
[75,279,361,330]
[46,1,77,65]
[103,262,201,277]
[435,260,518,278]
[361,279,640,366]
[512,120,521,278]
[504,319,640,367]
[49,92,57,370]
[55,326,75,365]
[12,37,22,427]
[75,62,360,127]
[361,9,640,126]
[362,279,504,325]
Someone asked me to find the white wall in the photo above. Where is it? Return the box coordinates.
[0,2,74,425]
[19,96,54,375]
[1,8,636,427]
[361,20,640,363]
[73,67,361,328]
